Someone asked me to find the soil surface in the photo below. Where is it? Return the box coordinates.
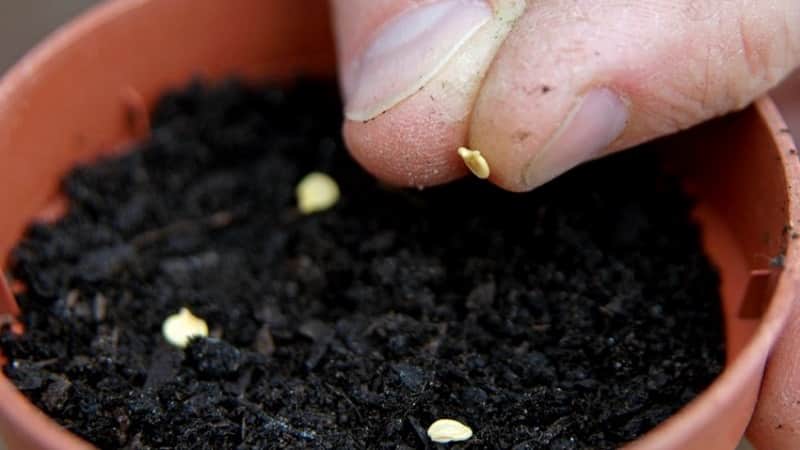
[2,80,724,449]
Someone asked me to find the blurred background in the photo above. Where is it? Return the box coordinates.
[0,0,100,74]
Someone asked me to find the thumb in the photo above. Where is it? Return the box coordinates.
[331,0,526,188]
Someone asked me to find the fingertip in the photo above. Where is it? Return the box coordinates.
[335,0,527,190]
[343,109,468,188]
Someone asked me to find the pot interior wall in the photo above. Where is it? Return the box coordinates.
[0,0,793,449]
[658,108,789,361]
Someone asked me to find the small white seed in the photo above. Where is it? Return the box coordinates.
[427,418,473,443]
[162,307,209,348]
[457,147,490,179]
[296,172,340,214]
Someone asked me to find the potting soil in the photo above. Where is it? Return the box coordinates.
[1,80,725,449]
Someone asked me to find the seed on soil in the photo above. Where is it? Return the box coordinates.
[296,172,340,214]
[457,147,490,179]
[162,307,209,348]
[427,418,473,443]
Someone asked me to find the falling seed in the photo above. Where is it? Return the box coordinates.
[162,307,209,348]
[427,418,473,443]
[457,147,490,179]
[296,172,341,214]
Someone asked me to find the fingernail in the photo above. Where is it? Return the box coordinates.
[523,88,628,188]
[344,0,492,122]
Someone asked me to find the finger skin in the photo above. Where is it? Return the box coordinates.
[333,0,466,187]
[334,0,523,187]
[331,0,419,100]
[470,0,800,190]
[335,0,800,190]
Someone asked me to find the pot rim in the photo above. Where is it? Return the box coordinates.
[624,97,799,449]
[0,3,150,449]
[0,1,798,449]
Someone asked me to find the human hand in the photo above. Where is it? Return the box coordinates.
[331,0,800,192]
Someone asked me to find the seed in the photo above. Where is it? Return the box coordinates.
[427,418,473,443]
[296,172,340,214]
[457,147,490,179]
[162,307,209,348]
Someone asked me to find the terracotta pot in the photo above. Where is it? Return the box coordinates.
[0,1,796,449]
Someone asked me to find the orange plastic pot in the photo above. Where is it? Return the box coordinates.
[0,1,797,449]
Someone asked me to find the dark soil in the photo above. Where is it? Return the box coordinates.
[1,80,725,450]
